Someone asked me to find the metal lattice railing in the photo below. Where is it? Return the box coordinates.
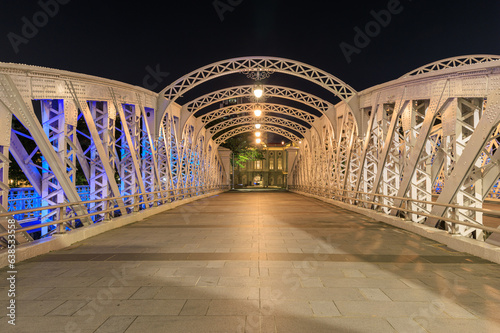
[289,185,500,236]
[1,185,229,241]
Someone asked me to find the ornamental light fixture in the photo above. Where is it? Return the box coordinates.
[253,84,264,98]
[255,132,261,137]
[255,123,261,129]
[253,106,262,117]
[256,138,261,144]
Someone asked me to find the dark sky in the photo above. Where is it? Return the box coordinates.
[1,0,499,94]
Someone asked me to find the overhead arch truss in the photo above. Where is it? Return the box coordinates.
[161,57,357,104]
[186,85,332,115]
[401,55,500,78]
[208,115,308,137]
[215,125,300,145]
[201,103,316,125]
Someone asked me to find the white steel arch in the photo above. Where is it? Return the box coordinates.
[401,54,500,78]
[160,57,357,104]
[214,124,300,145]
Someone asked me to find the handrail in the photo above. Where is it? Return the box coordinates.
[289,185,500,235]
[0,185,229,238]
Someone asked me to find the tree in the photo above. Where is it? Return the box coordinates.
[220,133,265,168]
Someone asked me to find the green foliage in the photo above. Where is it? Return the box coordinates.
[221,134,265,168]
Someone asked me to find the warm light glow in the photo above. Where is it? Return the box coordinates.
[253,85,264,98]
[299,141,302,144]
[255,132,261,137]
[255,123,261,129]
[281,141,285,145]
[256,138,261,144]
[254,109,262,117]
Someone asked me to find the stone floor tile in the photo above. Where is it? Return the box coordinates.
[94,315,137,333]
[207,299,260,316]
[359,288,392,301]
[179,299,211,316]
[4,191,500,332]
[309,300,341,317]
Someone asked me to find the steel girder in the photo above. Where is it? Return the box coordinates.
[289,55,500,242]
[0,62,226,244]
[0,75,90,229]
[66,83,127,217]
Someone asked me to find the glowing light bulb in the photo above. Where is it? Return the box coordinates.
[255,124,261,129]
[281,141,285,145]
[255,132,261,137]
[256,138,261,144]
[254,109,262,117]
[253,86,263,98]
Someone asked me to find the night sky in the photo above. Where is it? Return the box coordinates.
[1,0,499,97]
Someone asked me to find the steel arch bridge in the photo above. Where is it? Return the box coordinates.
[2,55,500,254]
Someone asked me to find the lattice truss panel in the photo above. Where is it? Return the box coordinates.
[404,100,436,223]
[334,111,357,200]
[320,127,336,189]
[179,125,195,188]
[87,101,115,221]
[158,116,175,195]
[40,100,76,230]
[309,132,322,190]
[116,104,139,206]
[140,106,159,206]
[374,103,404,213]
[356,106,379,207]
[441,98,486,239]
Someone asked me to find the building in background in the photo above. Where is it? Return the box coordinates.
[234,143,290,188]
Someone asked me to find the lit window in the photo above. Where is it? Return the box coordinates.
[277,158,283,170]
[255,160,262,169]
[269,159,274,170]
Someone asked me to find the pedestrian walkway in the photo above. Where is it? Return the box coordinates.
[2,191,500,332]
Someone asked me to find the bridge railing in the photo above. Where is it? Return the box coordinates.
[289,185,500,237]
[0,185,229,241]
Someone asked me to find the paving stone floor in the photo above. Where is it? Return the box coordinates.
[2,191,500,332]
